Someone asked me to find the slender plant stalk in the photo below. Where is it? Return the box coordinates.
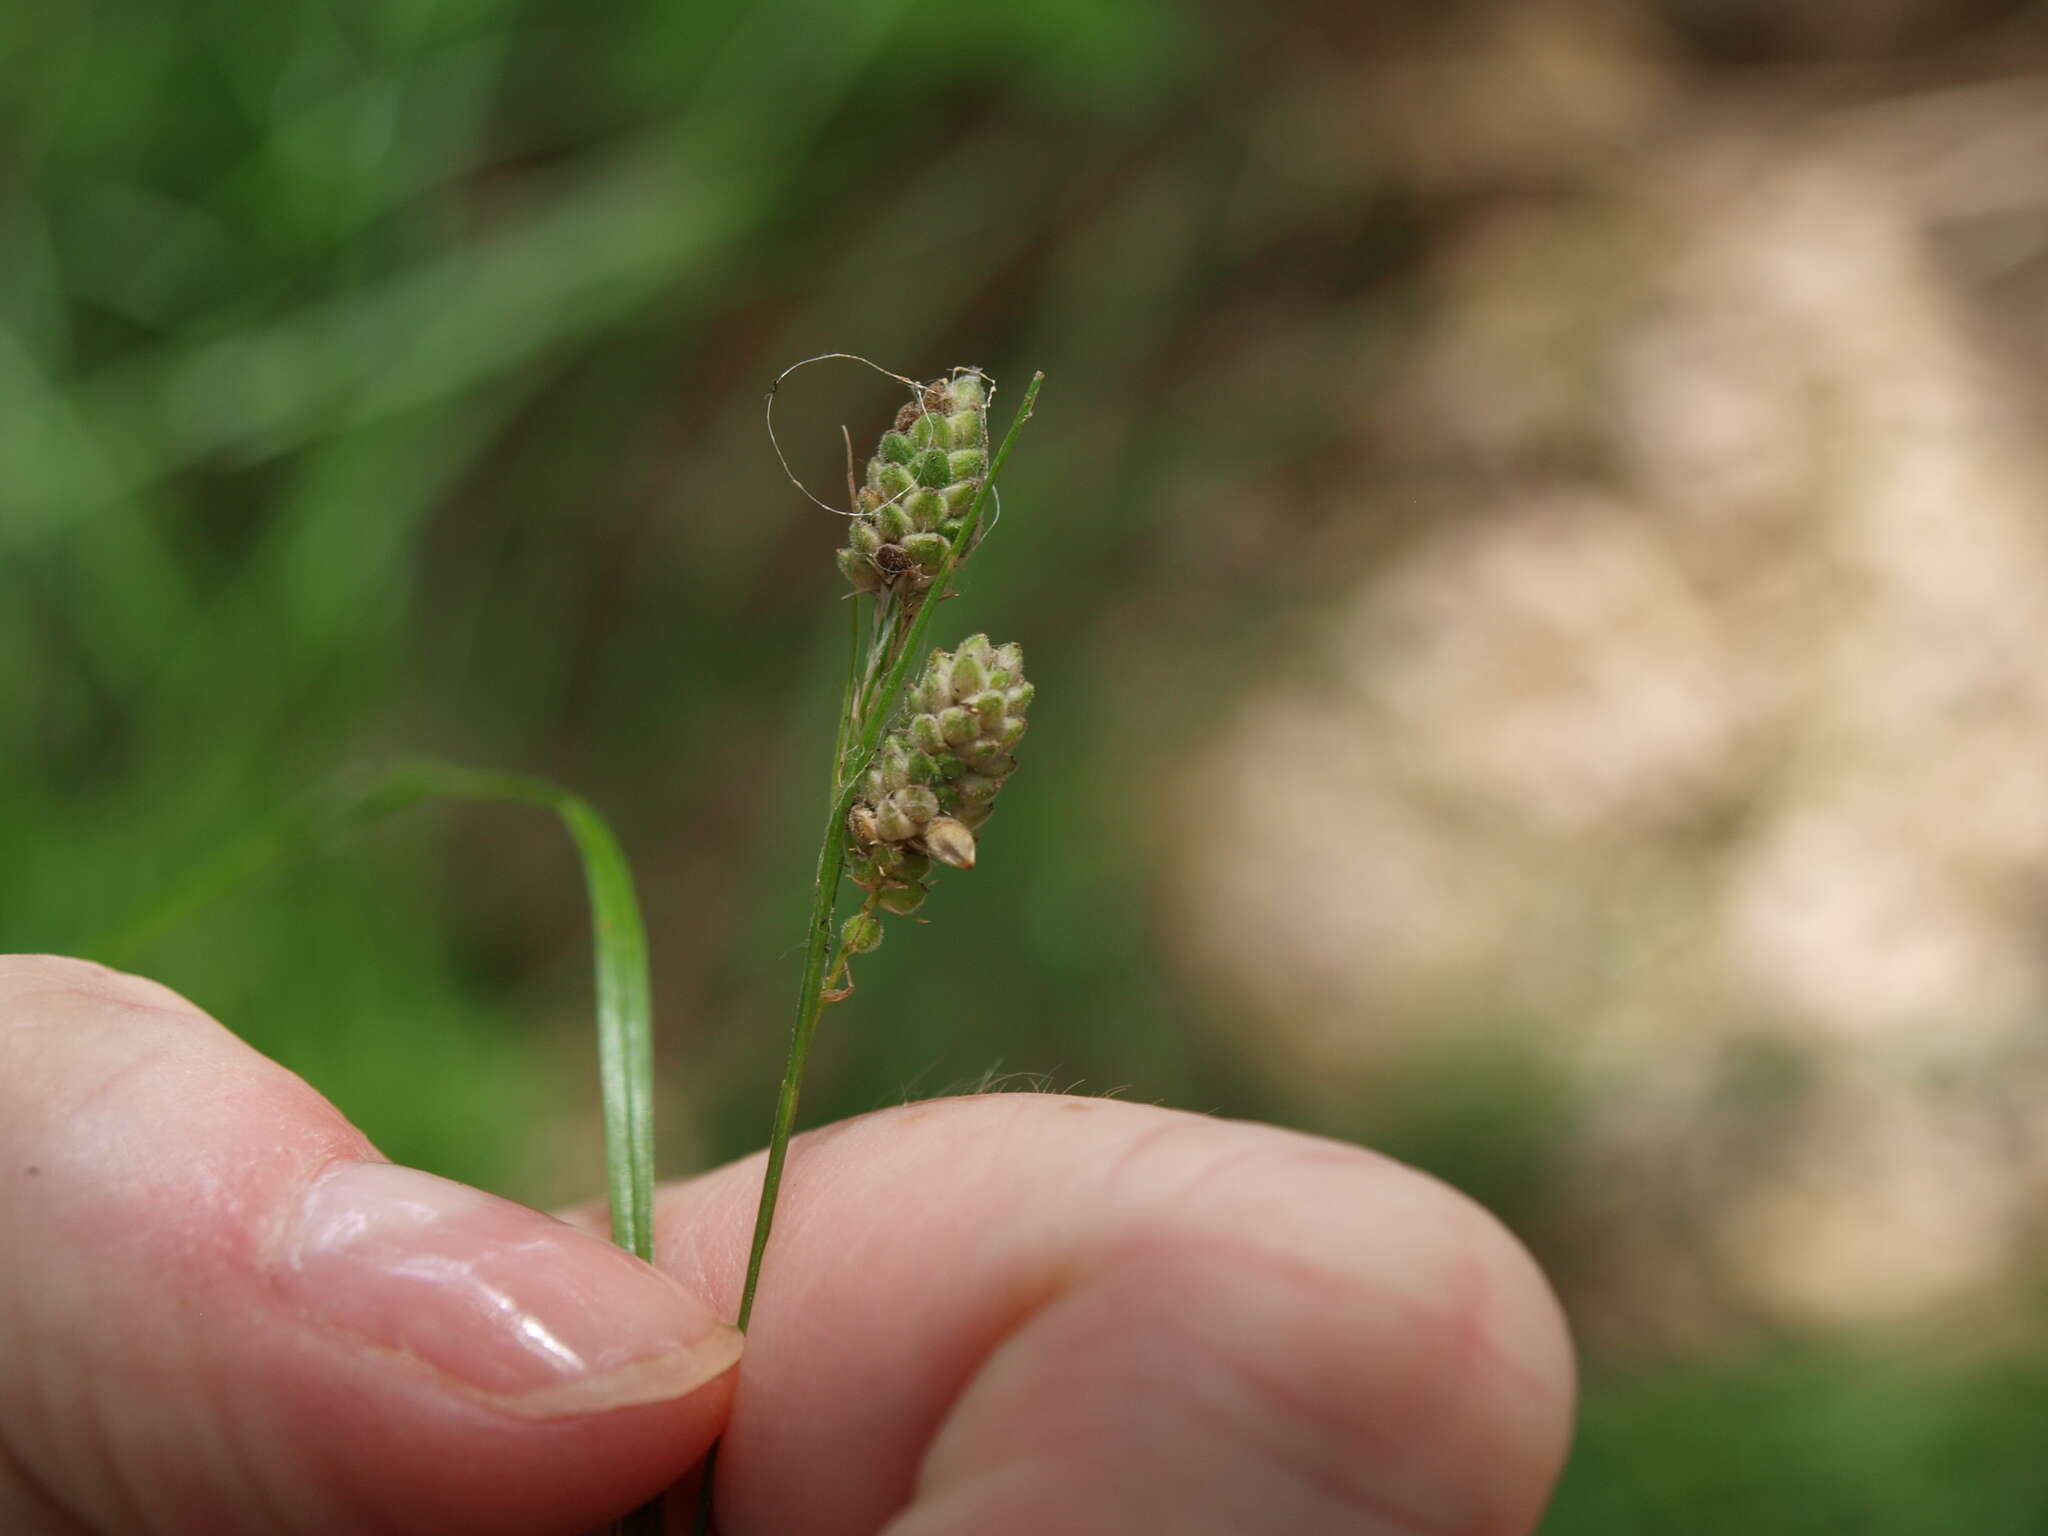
[830,590,862,804]
[741,371,1038,1328]
[691,371,1040,1535]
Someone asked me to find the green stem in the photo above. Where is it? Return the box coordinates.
[831,592,863,794]
[736,797,851,1329]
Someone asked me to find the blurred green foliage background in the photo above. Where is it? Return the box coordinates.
[8,0,2048,1528]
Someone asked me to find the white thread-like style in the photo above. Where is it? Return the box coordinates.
[764,354,998,523]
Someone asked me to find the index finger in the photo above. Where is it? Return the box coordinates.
[647,1094,1574,1535]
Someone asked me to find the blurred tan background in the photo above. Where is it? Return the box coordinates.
[8,0,2048,1525]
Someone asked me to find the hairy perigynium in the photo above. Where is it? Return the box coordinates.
[834,634,1031,979]
[846,634,1032,896]
[834,370,990,600]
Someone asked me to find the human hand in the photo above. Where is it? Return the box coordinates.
[0,955,1573,1534]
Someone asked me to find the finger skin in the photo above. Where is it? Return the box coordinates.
[0,956,737,1536]
[652,1095,1576,1536]
[1,951,1574,1535]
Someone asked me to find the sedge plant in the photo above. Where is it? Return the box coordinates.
[690,362,1043,1528]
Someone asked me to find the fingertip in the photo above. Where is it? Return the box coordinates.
[1154,1120,1578,1528]
[0,958,741,1533]
[1437,1179,1578,1495]
[279,1159,744,1420]
[653,1095,1575,1536]
[911,1118,1575,1535]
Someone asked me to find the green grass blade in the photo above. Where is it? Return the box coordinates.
[93,759,658,1262]
[532,786,656,1262]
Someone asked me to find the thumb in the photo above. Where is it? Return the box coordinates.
[0,956,740,1536]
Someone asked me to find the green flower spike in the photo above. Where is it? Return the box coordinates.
[846,633,1029,904]
[837,370,990,598]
